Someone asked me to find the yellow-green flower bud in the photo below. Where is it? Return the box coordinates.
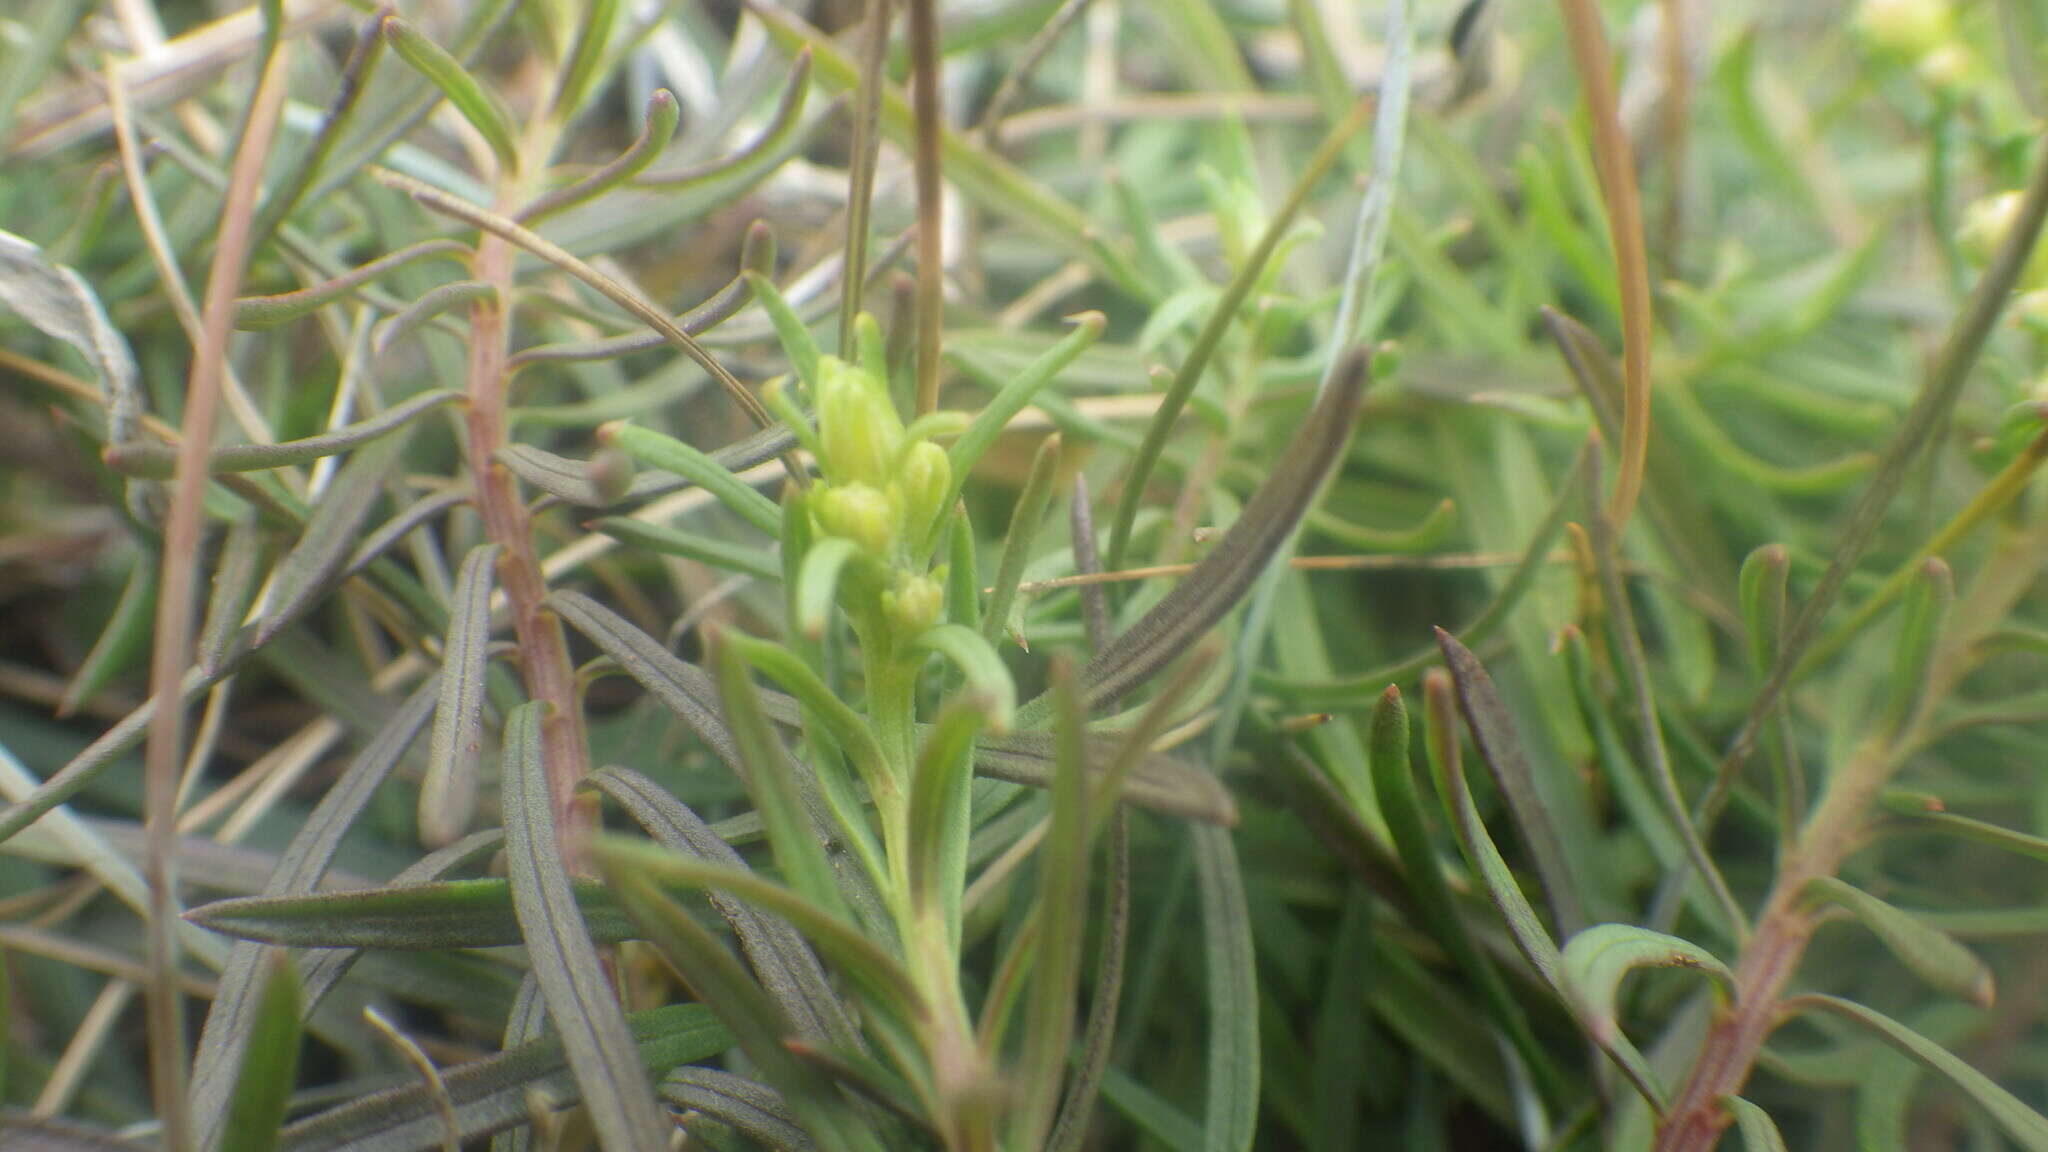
[1915,42,1975,92]
[817,356,903,487]
[882,571,944,633]
[1959,192,2048,289]
[1854,0,1953,58]
[898,439,951,542]
[814,482,898,555]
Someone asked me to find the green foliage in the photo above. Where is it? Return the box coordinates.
[7,1,2048,1150]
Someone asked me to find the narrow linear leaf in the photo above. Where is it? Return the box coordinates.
[1016,663,1093,1151]
[1804,876,1995,1007]
[1559,924,1733,1046]
[794,536,860,638]
[1785,995,2048,1151]
[421,544,500,847]
[602,867,883,1150]
[973,730,1236,826]
[659,1067,807,1151]
[982,435,1061,650]
[255,429,415,645]
[189,680,440,1150]
[595,517,781,582]
[1072,352,1368,714]
[382,15,519,172]
[233,241,469,329]
[1045,810,1130,1152]
[277,1004,730,1152]
[546,0,617,121]
[186,878,635,950]
[499,700,672,1152]
[907,700,983,946]
[911,624,1017,732]
[220,953,302,1152]
[1104,96,1373,570]
[199,517,262,674]
[373,282,492,357]
[1723,1096,1789,1152]
[636,49,813,189]
[746,271,821,393]
[585,767,857,1047]
[593,838,920,1026]
[1194,823,1258,1152]
[0,1115,154,1151]
[1420,670,1666,1110]
[601,422,783,533]
[1365,686,1563,1106]
[1433,628,1589,937]
[709,636,850,920]
[298,830,504,1012]
[942,312,1103,525]
[522,89,678,222]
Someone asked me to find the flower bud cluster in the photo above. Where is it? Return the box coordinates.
[802,355,954,632]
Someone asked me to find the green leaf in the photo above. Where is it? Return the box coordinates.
[1559,924,1733,1047]
[521,89,679,222]
[1803,876,1995,1007]
[255,428,415,645]
[973,729,1237,826]
[185,878,635,949]
[981,434,1062,649]
[298,830,505,1011]
[592,838,920,1027]
[1785,995,2048,1151]
[1433,628,1589,937]
[1070,349,1369,715]
[658,1067,806,1150]
[601,863,884,1151]
[906,700,984,936]
[188,681,440,1150]
[421,544,499,848]
[546,0,617,120]
[711,633,851,920]
[381,15,520,172]
[232,241,468,329]
[745,271,822,393]
[1194,824,1258,1152]
[220,953,303,1152]
[1045,812,1130,1152]
[1419,670,1666,1110]
[1103,95,1373,570]
[0,1115,153,1151]
[584,767,858,1047]
[600,422,782,534]
[942,311,1103,517]
[1723,1096,1789,1152]
[794,536,860,638]
[910,624,1016,732]
[594,517,781,582]
[277,1004,730,1152]
[499,700,672,1152]
[1014,662,1094,1151]
[1365,685,1563,1106]
[372,281,493,358]
[1881,559,1953,735]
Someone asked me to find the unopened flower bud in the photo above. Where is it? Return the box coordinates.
[898,440,951,542]
[814,482,898,555]
[817,357,903,486]
[1854,0,1953,58]
[882,572,944,633]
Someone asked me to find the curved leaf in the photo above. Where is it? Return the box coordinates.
[600,423,782,534]
[221,953,302,1152]
[1723,1096,1788,1152]
[1785,994,2048,1151]
[1804,876,1995,1007]
[1559,923,1733,1046]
